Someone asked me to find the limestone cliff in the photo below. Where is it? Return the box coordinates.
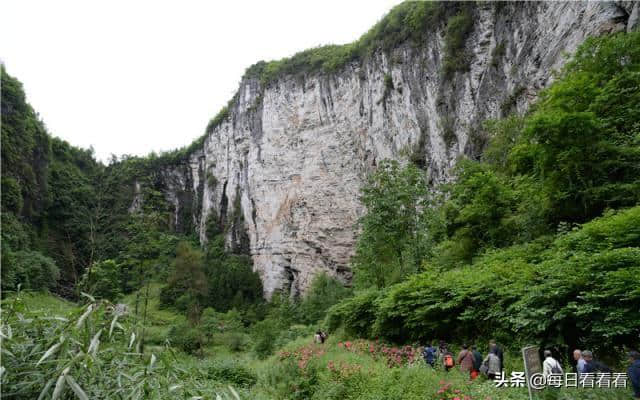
[134,1,636,297]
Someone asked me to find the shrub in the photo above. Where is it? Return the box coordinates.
[298,273,350,324]
[353,207,640,353]
[252,318,279,359]
[167,322,204,355]
[206,359,257,387]
[79,259,123,301]
[3,250,59,292]
[325,289,381,338]
[442,8,474,78]
[1,176,22,213]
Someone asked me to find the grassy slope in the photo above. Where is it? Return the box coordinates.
[4,291,632,399]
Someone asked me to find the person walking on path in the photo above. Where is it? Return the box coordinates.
[423,343,437,368]
[471,346,483,380]
[489,339,504,373]
[573,349,586,375]
[542,350,563,378]
[456,344,474,377]
[628,351,640,399]
[482,347,501,380]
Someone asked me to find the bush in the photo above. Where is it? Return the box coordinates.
[79,259,123,301]
[1,176,22,213]
[3,250,59,292]
[167,322,204,355]
[201,307,244,335]
[206,359,257,387]
[442,8,474,77]
[335,207,640,354]
[325,289,381,338]
[298,273,351,324]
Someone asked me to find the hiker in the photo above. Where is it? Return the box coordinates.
[573,349,586,375]
[442,347,455,372]
[422,342,437,367]
[542,350,563,377]
[489,339,504,373]
[320,331,328,343]
[481,347,501,380]
[457,344,474,377]
[314,331,326,344]
[471,345,483,380]
[628,351,640,399]
[582,350,611,373]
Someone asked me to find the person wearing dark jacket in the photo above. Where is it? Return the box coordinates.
[489,340,504,373]
[471,346,483,380]
[582,350,611,373]
[423,343,437,367]
[628,351,640,399]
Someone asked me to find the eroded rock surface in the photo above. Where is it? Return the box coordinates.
[135,2,632,297]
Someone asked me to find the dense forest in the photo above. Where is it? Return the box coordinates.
[1,2,640,399]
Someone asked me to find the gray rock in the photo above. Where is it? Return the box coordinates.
[132,2,630,298]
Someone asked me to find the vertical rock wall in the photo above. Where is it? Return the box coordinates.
[137,1,633,297]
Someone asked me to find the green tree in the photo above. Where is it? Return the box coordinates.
[353,160,432,289]
[166,242,208,324]
[298,273,350,325]
[79,259,122,301]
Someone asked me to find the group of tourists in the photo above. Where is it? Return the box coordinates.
[421,340,640,398]
[422,340,504,380]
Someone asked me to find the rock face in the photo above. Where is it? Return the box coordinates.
[138,1,633,297]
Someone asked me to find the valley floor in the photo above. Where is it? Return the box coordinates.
[1,291,633,400]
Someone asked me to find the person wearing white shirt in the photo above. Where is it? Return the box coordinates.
[574,349,586,375]
[543,350,563,377]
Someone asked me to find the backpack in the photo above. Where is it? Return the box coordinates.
[551,362,562,374]
[444,354,454,368]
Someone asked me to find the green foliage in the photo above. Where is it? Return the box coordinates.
[325,289,381,338]
[161,235,263,316]
[206,360,257,388]
[298,273,351,325]
[205,105,230,135]
[333,207,640,354]
[252,317,279,359]
[163,242,208,324]
[1,176,23,213]
[354,160,433,289]
[1,67,102,294]
[1,250,59,292]
[167,322,205,355]
[79,259,123,301]
[201,307,245,335]
[507,32,640,224]
[204,235,263,313]
[491,41,506,68]
[1,292,244,399]
[243,1,449,86]
[442,8,474,78]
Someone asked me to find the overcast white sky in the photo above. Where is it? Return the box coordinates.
[2,0,401,162]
